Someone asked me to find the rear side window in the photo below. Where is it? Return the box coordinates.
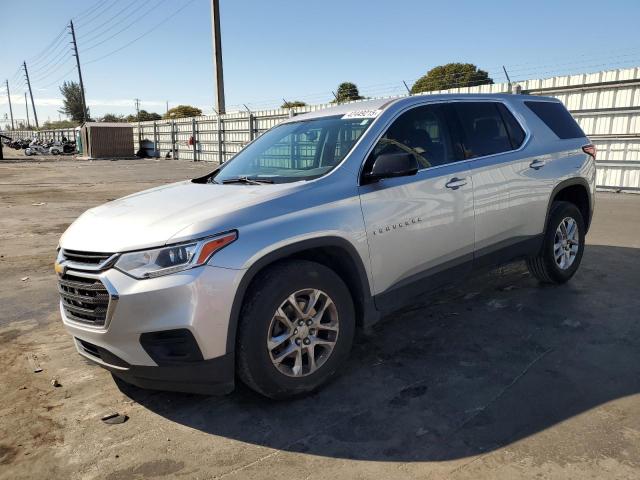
[496,103,526,148]
[450,102,514,159]
[524,101,585,139]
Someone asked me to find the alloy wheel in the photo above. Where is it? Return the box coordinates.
[554,217,580,270]
[267,288,339,377]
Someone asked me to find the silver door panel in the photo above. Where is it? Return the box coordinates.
[359,162,474,296]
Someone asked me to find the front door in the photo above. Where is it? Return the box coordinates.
[358,103,475,312]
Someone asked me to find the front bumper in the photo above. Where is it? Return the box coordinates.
[75,336,235,394]
[60,264,245,394]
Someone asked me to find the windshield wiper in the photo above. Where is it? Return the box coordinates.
[221,176,274,185]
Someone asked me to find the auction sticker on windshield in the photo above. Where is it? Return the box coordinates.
[342,109,381,119]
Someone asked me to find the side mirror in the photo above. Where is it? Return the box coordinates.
[366,152,419,181]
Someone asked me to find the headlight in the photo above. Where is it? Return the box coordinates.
[114,231,237,279]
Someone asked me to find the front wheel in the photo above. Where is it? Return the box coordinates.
[526,201,585,284]
[236,260,355,399]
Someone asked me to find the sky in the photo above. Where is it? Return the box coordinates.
[1,0,640,125]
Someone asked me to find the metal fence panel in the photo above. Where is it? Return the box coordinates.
[4,67,640,191]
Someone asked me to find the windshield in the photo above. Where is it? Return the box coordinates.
[212,115,374,184]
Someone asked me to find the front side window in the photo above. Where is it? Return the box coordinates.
[366,104,456,172]
[212,115,373,184]
[451,102,515,159]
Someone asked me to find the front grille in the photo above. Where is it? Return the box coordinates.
[61,249,113,266]
[58,273,110,326]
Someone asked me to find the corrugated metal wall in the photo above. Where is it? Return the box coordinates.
[129,67,640,190]
[4,67,639,190]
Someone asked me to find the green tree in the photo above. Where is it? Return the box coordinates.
[411,63,493,94]
[163,105,202,120]
[42,119,77,129]
[100,113,126,123]
[281,100,307,109]
[58,81,87,123]
[333,82,364,103]
[124,110,162,122]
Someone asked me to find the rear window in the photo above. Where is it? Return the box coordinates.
[524,101,585,139]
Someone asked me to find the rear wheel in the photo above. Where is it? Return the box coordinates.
[526,201,585,284]
[236,260,355,399]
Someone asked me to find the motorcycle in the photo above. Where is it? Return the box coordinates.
[24,139,50,156]
[48,139,77,155]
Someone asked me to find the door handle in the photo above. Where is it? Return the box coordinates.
[445,177,467,190]
[529,159,546,170]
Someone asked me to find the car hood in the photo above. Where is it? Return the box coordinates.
[60,180,301,252]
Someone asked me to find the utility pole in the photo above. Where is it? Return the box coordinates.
[22,62,38,129]
[134,98,141,144]
[5,80,14,130]
[502,65,512,92]
[24,92,30,129]
[69,20,88,123]
[210,0,226,114]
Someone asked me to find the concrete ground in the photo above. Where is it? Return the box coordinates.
[0,157,639,480]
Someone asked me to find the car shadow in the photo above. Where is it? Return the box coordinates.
[115,244,640,461]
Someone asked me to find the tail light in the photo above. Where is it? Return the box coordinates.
[582,144,596,160]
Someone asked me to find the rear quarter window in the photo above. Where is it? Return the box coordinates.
[524,101,585,139]
[496,103,526,148]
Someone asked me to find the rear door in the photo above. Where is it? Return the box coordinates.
[358,103,475,311]
[447,100,542,264]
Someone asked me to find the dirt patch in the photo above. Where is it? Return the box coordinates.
[0,445,18,465]
[0,158,639,480]
[105,459,186,480]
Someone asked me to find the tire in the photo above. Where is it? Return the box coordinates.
[24,149,32,156]
[236,260,355,399]
[526,201,585,284]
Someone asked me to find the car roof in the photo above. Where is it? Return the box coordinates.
[282,93,561,123]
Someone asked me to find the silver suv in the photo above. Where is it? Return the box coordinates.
[56,94,595,398]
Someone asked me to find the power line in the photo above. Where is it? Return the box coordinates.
[29,57,75,84]
[25,27,67,66]
[28,32,73,68]
[74,0,122,31]
[84,0,197,64]
[78,0,154,43]
[28,44,74,78]
[82,0,170,52]
[73,0,113,21]
[36,66,77,90]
